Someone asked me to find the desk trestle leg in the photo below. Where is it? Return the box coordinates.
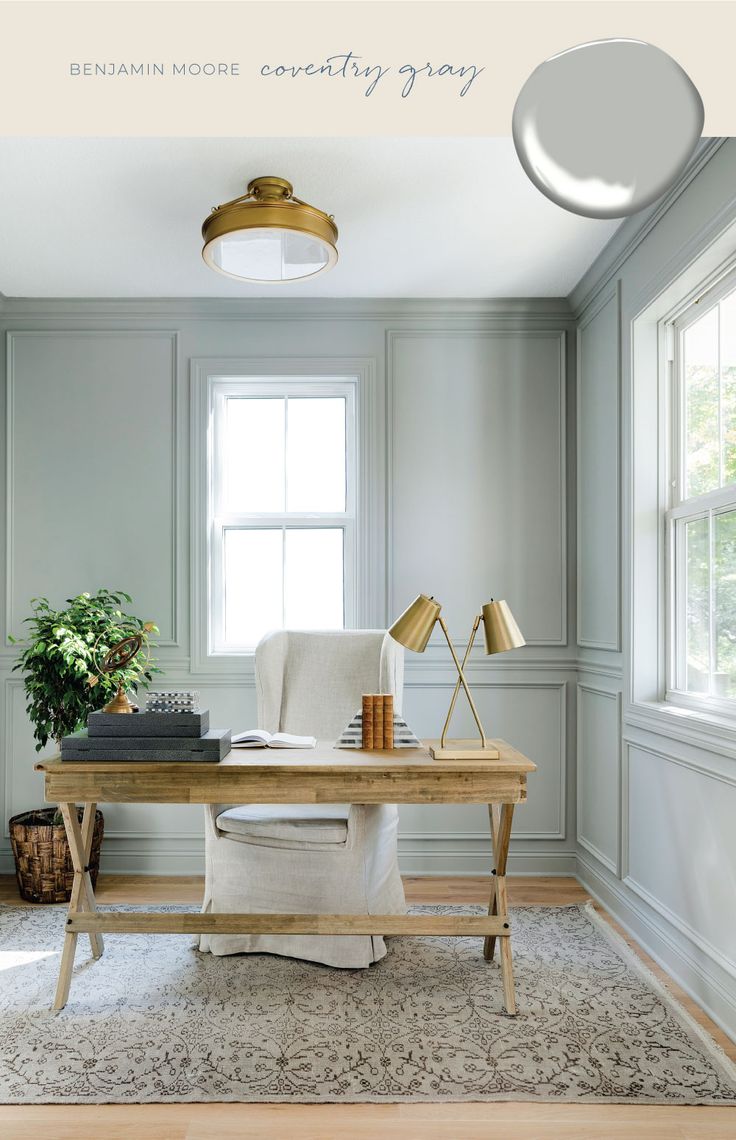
[53,801,104,1011]
[483,802,516,1015]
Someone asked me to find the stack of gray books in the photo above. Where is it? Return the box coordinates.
[60,710,231,763]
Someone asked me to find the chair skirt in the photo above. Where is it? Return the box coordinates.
[199,802,407,968]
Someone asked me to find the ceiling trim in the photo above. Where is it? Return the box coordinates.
[569,138,728,317]
[0,296,574,324]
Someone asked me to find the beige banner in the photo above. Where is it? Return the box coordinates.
[0,1,734,135]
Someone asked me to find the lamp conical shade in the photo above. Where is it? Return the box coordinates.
[482,600,525,655]
[389,594,441,653]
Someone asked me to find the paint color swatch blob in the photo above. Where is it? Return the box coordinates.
[512,38,704,219]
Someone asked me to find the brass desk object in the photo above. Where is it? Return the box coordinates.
[93,632,149,715]
[37,739,535,1016]
[389,595,525,760]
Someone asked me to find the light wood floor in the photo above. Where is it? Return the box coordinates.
[1,874,734,1139]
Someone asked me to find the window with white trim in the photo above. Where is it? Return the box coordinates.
[666,271,736,709]
[208,378,357,653]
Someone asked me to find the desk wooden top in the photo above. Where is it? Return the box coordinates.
[37,739,535,805]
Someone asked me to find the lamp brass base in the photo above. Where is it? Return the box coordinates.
[427,739,500,761]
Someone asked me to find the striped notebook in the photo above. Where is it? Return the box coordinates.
[335,710,421,749]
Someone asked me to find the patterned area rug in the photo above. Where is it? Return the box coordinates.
[0,902,735,1105]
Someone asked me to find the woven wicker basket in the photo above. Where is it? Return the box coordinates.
[9,807,104,904]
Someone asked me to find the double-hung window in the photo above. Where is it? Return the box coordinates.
[667,272,736,710]
[208,378,357,653]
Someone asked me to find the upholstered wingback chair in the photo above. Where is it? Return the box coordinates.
[199,630,407,967]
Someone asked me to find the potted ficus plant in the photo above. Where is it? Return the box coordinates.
[8,589,159,903]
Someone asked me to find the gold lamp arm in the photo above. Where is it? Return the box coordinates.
[438,616,488,748]
[441,614,481,744]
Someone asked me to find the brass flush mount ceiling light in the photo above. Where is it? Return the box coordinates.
[201,176,338,283]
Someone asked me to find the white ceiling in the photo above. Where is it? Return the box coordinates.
[0,137,622,298]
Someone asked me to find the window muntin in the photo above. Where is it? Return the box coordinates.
[668,275,736,707]
[208,380,356,653]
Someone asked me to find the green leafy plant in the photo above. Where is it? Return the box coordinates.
[11,589,160,752]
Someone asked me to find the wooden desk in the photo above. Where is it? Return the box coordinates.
[37,739,535,1014]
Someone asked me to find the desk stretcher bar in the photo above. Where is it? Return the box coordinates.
[66,912,512,936]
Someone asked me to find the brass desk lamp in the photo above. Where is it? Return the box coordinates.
[388,594,525,759]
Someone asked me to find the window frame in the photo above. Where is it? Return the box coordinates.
[665,267,736,716]
[208,377,357,655]
[190,356,383,674]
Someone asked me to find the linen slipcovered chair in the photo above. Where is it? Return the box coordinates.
[199,630,407,967]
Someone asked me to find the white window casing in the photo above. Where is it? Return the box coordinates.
[190,357,383,673]
[664,268,736,716]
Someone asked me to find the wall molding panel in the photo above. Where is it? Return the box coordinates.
[576,283,622,652]
[576,683,622,875]
[621,741,736,981]
[4,328,180,648]
[623,865,736,985]
[0,300,575,881]
[404,679,568,841]
[1,678,20,841]
[387,327,568,647]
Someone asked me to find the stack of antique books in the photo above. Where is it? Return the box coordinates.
[361,694,394,748]
[60,709,231,762]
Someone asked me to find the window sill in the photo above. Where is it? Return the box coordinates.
[625,698,736,761]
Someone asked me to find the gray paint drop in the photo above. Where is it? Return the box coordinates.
[512,38,704,219]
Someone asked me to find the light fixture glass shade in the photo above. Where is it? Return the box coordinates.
[202,176,338,284]
[388,594,441,653]
[204,228,336,283]
[481,600,526,655]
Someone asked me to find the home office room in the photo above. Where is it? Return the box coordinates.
[1,10,736,1137]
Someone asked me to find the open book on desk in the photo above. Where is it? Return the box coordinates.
[231,729,317,749]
